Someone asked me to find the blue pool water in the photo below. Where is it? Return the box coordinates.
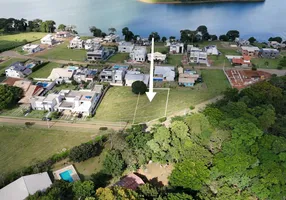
[36,82,49,88]
[26,63,35,69]
[59,169,74,182]
[113,65,128,70]
[68,66,78,70]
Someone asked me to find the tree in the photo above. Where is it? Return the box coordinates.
[161,36,167,42]
[210,35,218,41]
[69,142,101,162]
[196,25,208,35]
[72,181,95,199]
[268,36,283,43]
[101,32,107,38]
[248,37,256,44]
[148,32,160,42]
[278,56,286,68]
[57,24,66,31]
[108,27,116,34]
[180,29,196,43]
[89,26,102,37]
[131,81,147,95]
[169,36,176,42]
[122,27,134,41]
[103,150,126,176]
[169,159,210,190]
[96,187,138,200]
[226,30,239,41]
[219,34,229,41]
[0,85,23,110]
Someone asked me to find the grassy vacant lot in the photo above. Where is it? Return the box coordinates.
[94,69,229,123]
[0,107,46,118]
[29,62,61,78]
[0,126,96,174]
[167,55,182,66]
[107,53,129,63]
[0,58,27,74]
[36,42,86,62]
[208,55,232,67]
[0,32,46,52]
[251,57,281,69]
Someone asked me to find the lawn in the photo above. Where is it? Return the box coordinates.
[218,48,241,55]
[52,83,78,91]
[0,58,27,74]
[167,55,182,66]
[0,126,97,174]
[29,62,61,78]
[36,41,87,62]
[94,69,229,123]
[107,53,129,63]
[251,57,281,69]
[0,107,46,118]
[0,32,46,52]
[208,55,232,67]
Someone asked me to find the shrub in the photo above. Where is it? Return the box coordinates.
[159,117,167,122]
[69,142,101,162]
[103,150,126,176]
[99,127,108,131]
[277,66,283,70]
[189,105,195,110]
[251,66,257,71]
[132,81,147,95]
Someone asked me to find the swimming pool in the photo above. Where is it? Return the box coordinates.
[67,66,79,70]
[26,63,36,69]
[113,65,128,70]
[36,82,49,88]
[59,169,74,182]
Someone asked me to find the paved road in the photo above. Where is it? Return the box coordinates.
[0,117,127,131]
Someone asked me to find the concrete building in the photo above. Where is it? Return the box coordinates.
[5,62,32,78]
[41,34,56,45]
[73,68,98,83]
[231,55,251,67]
[47,68,75,82]
[55,31,71,38]
[68,36,84,49]
[154,66,175,81]
[189,47,208,64]
[130,46,147,62]
[241,46,260,57]
[85,38,103,50]
[0,172,52,200]
[99,66,128,85]
[87,47,105,61]
[268,41,286,49]
[203,45,219,55]
[147,52,166,63]
[235,38,250,46]
[30,93,64,111]
[104,34,119,42]
[22,44,41,54]
[125,71,149,86]
[118,41,135,53]
[170,42,184,54]
[260,48,280,58]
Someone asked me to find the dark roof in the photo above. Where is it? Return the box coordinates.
[114,174,144,191]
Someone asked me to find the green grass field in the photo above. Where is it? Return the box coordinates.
[0,126,97,174]
[0,58,27,74]
[167,55,182,66]
[94,69,229,123]
[107,53,129,63]
[0,32,46,52]
[218,48,240,55]
[208,55,232,67]
[29,62,61,78]
[0,107,46,118]
[251,57,281,69]
[36,42,87,62]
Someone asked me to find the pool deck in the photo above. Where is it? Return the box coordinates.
[53,165,80,182]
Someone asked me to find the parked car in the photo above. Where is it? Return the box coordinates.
[42,117,52,121]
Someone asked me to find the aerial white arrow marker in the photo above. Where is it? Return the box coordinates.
[146,37,157,102]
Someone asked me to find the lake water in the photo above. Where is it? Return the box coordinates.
[0,0,285,41]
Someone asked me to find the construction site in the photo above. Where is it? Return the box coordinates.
[224,69,272,89]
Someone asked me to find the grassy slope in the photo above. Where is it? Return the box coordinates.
[0,126,96,174]
[0,32,46,52]
[36,41,86,62]
[94,69,229,123]
[107,53,129,63]
[29,62,61,78]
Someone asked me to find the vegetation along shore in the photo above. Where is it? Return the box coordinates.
[138,0,265,4]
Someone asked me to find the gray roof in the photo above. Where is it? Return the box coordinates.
[8,62,32,75]
[0,172,52,200]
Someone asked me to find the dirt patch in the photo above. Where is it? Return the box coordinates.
[137,162,173,186]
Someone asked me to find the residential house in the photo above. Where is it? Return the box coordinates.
[99,69,114,82]
[114,173,145,191]
[30,93,64,112]
[203,45,219,55]
[231,55,251,67]
[47,68,75,83]
[154,66,175,81]
[118,41,134,53]
[36,81,56,91]
[99,66,127,85]
[73,68,98,83]
[189,47,208,64]
[55,31,71,38]
[85,38,102,50]
[41,34,56,45]
[235,38,250,46]
[169,42,184,54]
[22,44,41,54]
[241,46,260,57]
[13,80,44,104]
[0,172,52,200]
[147,52,166,63]
[178,69,200,87]
[5,62,32,78]
[68,36,84,49]
[260,48,280,58]
[57,89,100,116]
[130,46,147,62]
[268,41,286,49]
[87,48,105,61]
[104,34,119,43]
[125,71,149,86]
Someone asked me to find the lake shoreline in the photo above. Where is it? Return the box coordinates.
[138,0,265,4]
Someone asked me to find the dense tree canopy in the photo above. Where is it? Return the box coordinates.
[131,81,147,95]
[0,85,23,110]
[226,30,239,41]
[103,150,126,176]
[89,26,102,37]
[122,27,134,42]
[268,36,283,43]
[148,32,160,42]
[248,36,256,44]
